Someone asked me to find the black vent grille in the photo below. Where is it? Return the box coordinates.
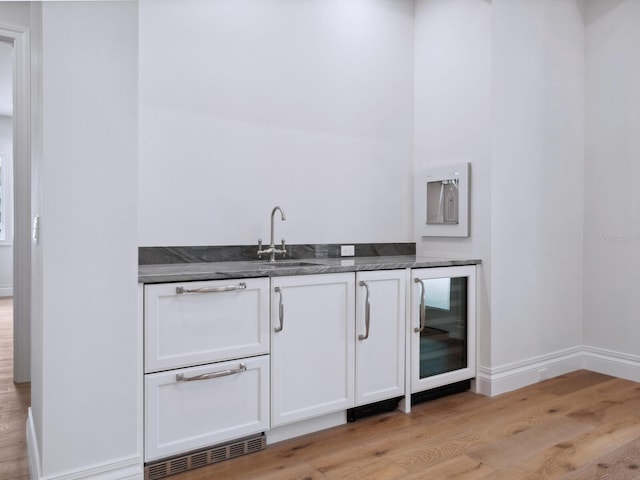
[145,433,266,480]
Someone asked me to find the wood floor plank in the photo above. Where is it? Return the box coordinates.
[400,455,494,480]
[566,381,640,426]
[389,430,486,474]
[514,377,635,424]
[562,465,638,480]
[228,460,326,480]
[0,442,27,462]
[0,457,29,480]
[532,370,615,397]
[516,418,640,479]
[466,416,594,468]
[560,437,640,480]
[476,467,540,480]
[170,458,327,480]
[328,459,409,480]
[311,443,406,479]
[0,299,31,480]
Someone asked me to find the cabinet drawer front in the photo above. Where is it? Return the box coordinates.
[145,355,270,462]
[145,278,269,372]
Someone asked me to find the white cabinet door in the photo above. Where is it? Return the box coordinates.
[411,266,476,393]
[145,278,269,372]
[145,355,269,462]
[355,270,406,406]
[271,273,355,427]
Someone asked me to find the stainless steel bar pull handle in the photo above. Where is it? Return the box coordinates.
[176,283,247,294]
[414,278,426,333]
[358,280,371,341]
[274,286,284,332]
[175,363,246,382]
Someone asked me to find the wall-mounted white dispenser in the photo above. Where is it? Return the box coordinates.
[414,162,470,237]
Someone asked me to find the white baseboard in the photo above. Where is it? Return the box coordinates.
[582,346,640,383]
[27,408,41,480]
[27,408,143,480]
[0,286,13,297]
[477,346,640,397]
[477,347,585,397]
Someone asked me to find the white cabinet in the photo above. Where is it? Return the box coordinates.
[141,262,479,462]
[144,278,269,373]
[270,273,355,427]
[355,270,406,406]
[410,266,476,393]
[143,277,270,462]
[145,355,269,462]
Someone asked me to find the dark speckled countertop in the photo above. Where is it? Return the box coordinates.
[138,255,481,284]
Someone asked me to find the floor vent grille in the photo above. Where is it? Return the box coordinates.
[145,433,266,480]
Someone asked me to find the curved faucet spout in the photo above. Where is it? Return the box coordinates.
[258,206,287,262]
[272,206,286,222]
[270,206,286,253]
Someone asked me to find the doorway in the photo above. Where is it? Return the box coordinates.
[0,24,31,384]
[0,38,16,378]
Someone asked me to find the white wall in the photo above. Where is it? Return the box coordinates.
[0,115,12,296]
[138,0,415,247]
[584,0,640,357]
[491,0,585,367]
[29,2,140,478]
[413,0,492,365]
[0,1,31,27]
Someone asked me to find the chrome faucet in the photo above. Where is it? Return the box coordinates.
[257,206,287,262]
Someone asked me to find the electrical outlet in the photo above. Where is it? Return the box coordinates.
[340,245,355,257]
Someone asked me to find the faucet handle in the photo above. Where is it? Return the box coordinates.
[257,238,263,256]
[281,238,287,256]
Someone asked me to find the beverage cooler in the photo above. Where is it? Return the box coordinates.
[410,265,476,394]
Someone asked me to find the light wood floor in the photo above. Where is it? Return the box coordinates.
[2,299,640,479]
[0,297,30,480]
[170,373,640,479]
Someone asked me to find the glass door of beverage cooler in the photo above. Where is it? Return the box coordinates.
[411,266,476,393]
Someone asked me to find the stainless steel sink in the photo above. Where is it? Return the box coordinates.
[215,260,325,276]
[257,261,321,269]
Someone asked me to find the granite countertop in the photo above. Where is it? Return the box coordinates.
[138,255,482,284]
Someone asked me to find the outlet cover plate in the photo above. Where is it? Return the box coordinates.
[340,245,355,256]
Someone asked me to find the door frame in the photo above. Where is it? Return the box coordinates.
[0,22,31,383]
